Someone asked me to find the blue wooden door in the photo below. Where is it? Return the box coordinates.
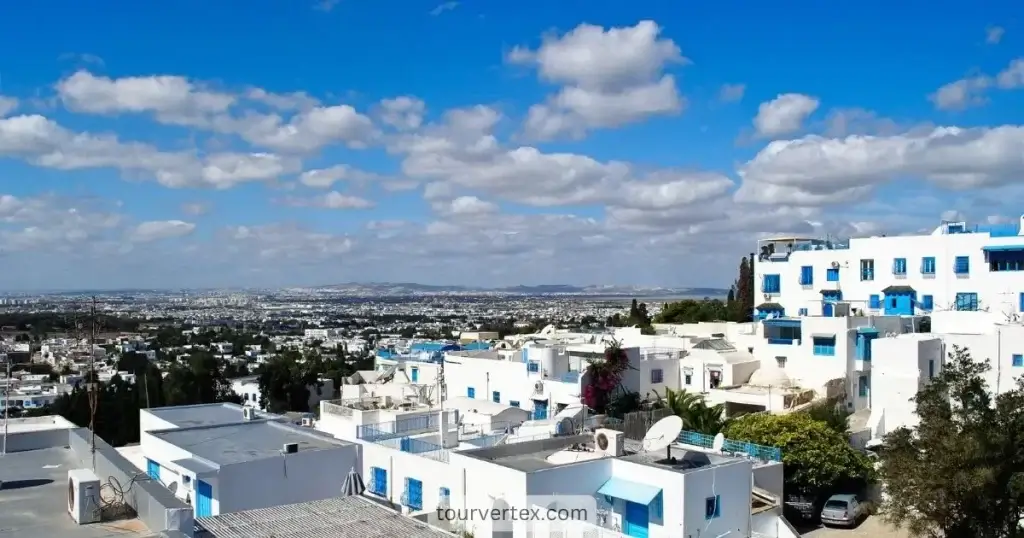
[822,302,834,317]
[410,367,418,382]
[624,501,649,538]
[532,399,548,420]
[146,459,160,481]
[196,480,213,517]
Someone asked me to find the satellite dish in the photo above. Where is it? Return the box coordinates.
[596,432,609,450]
[642,415,683,454]
[712,433,725,452]
[557,417,575,436]
[167,481,179,495]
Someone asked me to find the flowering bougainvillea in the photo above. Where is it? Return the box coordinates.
[582,341,630,413]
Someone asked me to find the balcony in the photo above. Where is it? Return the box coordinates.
[356,412,454,442]
[639,348,685,361]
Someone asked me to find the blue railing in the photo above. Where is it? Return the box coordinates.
[402,436,445,455]
[357,414,440,442]
[677,430,782,462]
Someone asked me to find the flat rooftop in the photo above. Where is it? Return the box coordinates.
[195,496,455,538]
[463,434,744,474]
[3,415,76,434]
[0,447,156,538]
[149,420,349,466]
[145,403,283,428]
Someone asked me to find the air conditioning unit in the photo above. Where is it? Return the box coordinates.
[534,381,544,394]
[594,429,625,457]
[68,468,101,525]
[242,407,256,420]
[301,417,313,427]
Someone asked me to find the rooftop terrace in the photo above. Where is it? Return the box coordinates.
[461,433,755,473]
[0,447,157,538]
[146,403,284,429]
[149,420,349,466]
[195,496,455,538]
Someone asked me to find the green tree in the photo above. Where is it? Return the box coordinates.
[878,345,1024,538]
[652,388,728,434]
[654,299,731,323]
[725,412,874,497]
[257,350,322,413]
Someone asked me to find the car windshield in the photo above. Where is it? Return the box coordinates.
[825,500,850,510]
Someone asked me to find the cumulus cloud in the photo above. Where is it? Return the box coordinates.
[929,58,1024,110]
[130,220,196,242]
[753,93,820,138]
[510,21,686,140]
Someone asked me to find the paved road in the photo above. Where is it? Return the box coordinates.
[801,516,910,538]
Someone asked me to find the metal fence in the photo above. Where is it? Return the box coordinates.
[355,411,456,442]
[677,430,783,462]
[602,408,672,440]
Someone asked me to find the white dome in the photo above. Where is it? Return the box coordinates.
[747,363,793,388]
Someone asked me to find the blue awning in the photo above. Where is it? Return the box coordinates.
[983,245,1024,252]
[597,477,662,505]
[763,318,801,328]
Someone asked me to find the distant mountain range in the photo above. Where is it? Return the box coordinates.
[312,282,729,298]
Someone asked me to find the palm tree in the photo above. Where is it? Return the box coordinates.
[651,387,728,435]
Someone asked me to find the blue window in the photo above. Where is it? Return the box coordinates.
[858,375,869,397]
[762,274,781,294]
[799,266,813,286]
[467,387,476,398]
[1020,292,1024,312]
[410,367,419,383]
[509,400,520,408]
[798,308,808,316]
[404,478,423,510]
[492,391,500,403]
[921,256,936,274]
[922,295,934,310]
[860,259,875,281]
[439,487,451,503]
[892,258,907,275]
[370,466,387,496]
[954,256,970,275]
[869,295,880,309]
[146,459,160,481]
[1014,354,1024,367]
[705,495,721,519]
[928,360,935,379]
[826,268,840,282]
[955,293,979,311]
[527,361,540,373]
[651,369,664,383]
[813,336,836,356]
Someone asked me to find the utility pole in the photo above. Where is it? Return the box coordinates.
[88,296,98,470]
[2,352,10,456]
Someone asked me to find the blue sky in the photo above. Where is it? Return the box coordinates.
[1,1,1022,291]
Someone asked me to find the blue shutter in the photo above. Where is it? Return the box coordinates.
[1014,354,1024,367]
[922,295,933,310]
[800,266,813,285]
[869,295,880,309]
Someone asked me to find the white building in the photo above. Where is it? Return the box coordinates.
[865,309,1024,442]
[753,220,1024,319]
[230,374,336,411]
[137,403,358,518]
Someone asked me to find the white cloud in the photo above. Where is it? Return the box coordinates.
[718,84,746,103]
[378,96,425,130]
[430,1,458,16]
[181,202,211,216]
[739,125,1024,195]
[929,58,1024,110]
[511,21,685,140]
[446,195,499,215]
[0,114,299,189]
[298,165,390,188]
[57,70,235,123]
[278,191,375,209]
[130,220,196,242]
[753,93,820,138]
[987,26,1005,45]
[0,97,17,117]
[55,70,377,153]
